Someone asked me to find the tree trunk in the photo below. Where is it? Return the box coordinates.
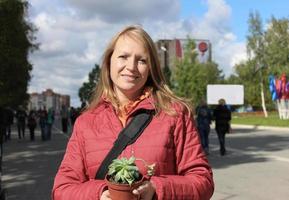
[260,82,268,117]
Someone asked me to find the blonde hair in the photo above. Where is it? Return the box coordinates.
[87,25,192,115]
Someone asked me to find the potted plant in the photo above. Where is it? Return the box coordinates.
[105,156,155,200]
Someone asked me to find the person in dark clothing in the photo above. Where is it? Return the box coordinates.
[46,108,54,140]
[69,107,78,127]
[0,107,6,144]
[27,110,37,141]
[196,100,212,154]
[60,105,69,133]
[213,98,231,156]
[38,107,48,141]
[15,106,27,139]
[5,107,14,141]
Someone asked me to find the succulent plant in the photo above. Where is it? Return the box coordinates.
[107,156,141,185]
[107,156,156,186]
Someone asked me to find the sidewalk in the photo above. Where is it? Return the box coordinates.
[1,126,68,200]
[208,127,289,200]
[1,123,288,199]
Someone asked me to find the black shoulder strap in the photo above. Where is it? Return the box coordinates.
[95,109,154,179]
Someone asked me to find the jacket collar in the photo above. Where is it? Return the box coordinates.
[90,96,156,115]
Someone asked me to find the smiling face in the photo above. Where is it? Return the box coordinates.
[110,35,150,104]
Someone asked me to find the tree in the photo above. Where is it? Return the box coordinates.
[78,64,101,104]
[171,39,198,101]
[264,17,289,75]
[0,0,38,108]
[232,61,265,108]
[246,11,268,117]
[171,39,222,106]
[228,15,289,111]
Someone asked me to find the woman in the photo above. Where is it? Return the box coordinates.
[52,25,214,200]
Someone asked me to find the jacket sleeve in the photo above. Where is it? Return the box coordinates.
[151,110,214,200]
[52,118,106,200]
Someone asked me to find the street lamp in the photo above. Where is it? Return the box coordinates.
[160,44,167,69]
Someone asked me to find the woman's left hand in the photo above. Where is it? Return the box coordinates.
[132,180,156,200]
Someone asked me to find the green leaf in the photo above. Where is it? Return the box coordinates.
[107,156,140,185]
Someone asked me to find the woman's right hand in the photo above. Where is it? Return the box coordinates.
[100,190,112,200]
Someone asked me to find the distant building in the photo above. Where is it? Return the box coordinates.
[28,89,70,112]
[155,39,212,69]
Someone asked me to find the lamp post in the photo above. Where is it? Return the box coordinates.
[160,43,172,86]
[160,44,167,69]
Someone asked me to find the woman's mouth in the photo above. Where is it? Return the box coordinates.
[121,74,139,81]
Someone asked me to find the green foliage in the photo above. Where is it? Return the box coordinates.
[0,0,38,108]
[78,64,100,104]
[234,61,260,106]
[171,39,222,105]
[108,156,140,185]
[247,11,264,61]
[230,60,274,109]
[246,11,267,80]
[229,12,289,110]
[229,12,265,109]
[264,17,289,75]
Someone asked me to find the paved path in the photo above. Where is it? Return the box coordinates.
[2,125,69,200]
[1,123,289,199]
[209,126,289,200]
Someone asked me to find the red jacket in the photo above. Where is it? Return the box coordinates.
[52,98,214,199]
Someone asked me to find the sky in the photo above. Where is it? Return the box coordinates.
[27,0,289,107]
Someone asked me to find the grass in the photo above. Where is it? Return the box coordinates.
[232,111,289,127]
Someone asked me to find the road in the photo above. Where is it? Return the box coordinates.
[1,122,289,199]
[1,115,70,200]
[209,126,289,200]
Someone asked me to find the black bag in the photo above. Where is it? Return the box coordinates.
[95,109,154,179]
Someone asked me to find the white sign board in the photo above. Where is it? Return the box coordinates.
[207,84,244,105]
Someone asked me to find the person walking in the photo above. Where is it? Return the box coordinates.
[46,108,54,140]
[196,100,212,154]
[69,106,78,127]
[213,98,232,156]
[52,25,214,200]
[15,106,27,139]
[60,105,69,133]
[5,107,14,141]
[38,107,48,141]
[0,107,6,144]
[27,110,37,141]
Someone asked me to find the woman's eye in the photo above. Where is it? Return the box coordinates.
[138,59,147,64]
[118,55,127,59]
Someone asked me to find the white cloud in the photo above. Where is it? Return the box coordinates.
[28,0,247,107]
[64,0,180,22]
[178,0,247,76]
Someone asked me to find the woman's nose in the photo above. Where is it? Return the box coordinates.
[126,57,138,71]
